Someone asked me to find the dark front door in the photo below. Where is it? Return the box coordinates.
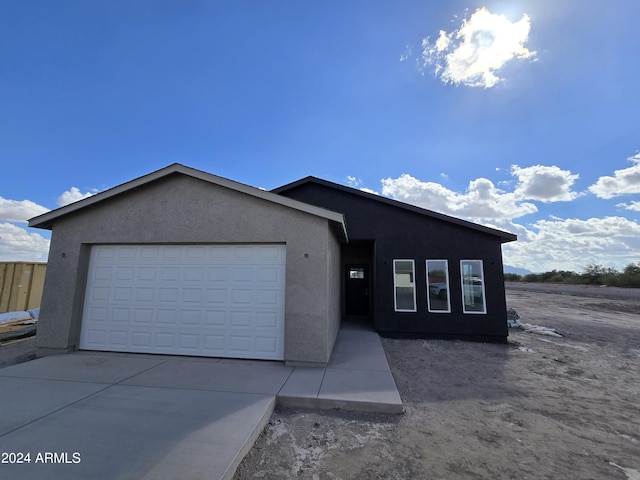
[345,264,369,316]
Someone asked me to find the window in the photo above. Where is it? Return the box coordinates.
[460,260,486,314]
[426,260,451,313]
[349,267,365,279]
[393,259,417,312]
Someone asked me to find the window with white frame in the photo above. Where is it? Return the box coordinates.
[426,259,451,313]
[460,260,487,314]
[393,259,416,312]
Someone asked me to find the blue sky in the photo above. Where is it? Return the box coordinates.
[1,1,639,273]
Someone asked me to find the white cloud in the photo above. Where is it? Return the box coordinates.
[381,173,536,220]
[502,216,640,272]
[345,176,362,188]
[345,176,380,194]
[380,165,580,222]
[511,164,580,202]
[0,222,50,262]
[419,7,536,88]
[376,168,638,271]
[0,187,95,261]
[588,153,640,199]
[57,187,94,207]
[0,197,49,223]
[617,201,640,212]
[399,45,412,62]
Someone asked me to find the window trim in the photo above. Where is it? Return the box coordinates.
[460,259,487,314]
[426,259,451,313]
[393,259,417,312]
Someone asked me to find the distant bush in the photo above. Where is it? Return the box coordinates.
[605,263,640,288]
[519,269,582,284]
[505,263,640,288]
[503,273,522,282]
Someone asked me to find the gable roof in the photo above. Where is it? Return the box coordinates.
[273,176,517,243]
[29,164,348,242]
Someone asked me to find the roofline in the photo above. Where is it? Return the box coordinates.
[272,176,517,243]
[28,164,348,242]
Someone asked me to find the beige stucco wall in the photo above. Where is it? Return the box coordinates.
[36,174,343,365]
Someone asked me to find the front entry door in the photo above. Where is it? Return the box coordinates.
[345,264,369,316]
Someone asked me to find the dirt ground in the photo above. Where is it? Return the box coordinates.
[234,287,640,480]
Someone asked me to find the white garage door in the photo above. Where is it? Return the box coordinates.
[80,244,286,360]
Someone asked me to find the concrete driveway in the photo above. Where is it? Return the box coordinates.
[0,324,402,480]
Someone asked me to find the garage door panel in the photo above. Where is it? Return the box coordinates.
[208,267,228,282]
[231,289,253,304]
[256,289,281,306]
[157,309,178,324]
[159,288,180,302]
[93,266,112,281]
[133,309,154,324]
[256,266,281,283]
[132,332,153,348]
[85,329,105,345]
[80,244,285,360]
[255,336,279,355]
[109,330,129,347]
[185,246,207,259]
[136,287,155,302]
[206,289,228,303]
[89,306,108,322]
[204,334,225,350]
[116,266,135,280]
[114,287,132,301]
[179,334,200,350]
[109,246,136,261]
[256,311,279,328]
[138,266,157,281]
[183,288,203,303]
[185,267,205,281]
[161,267,180,281]
[112,308,129,322]
[205,311,226,326]
[233,267,254,282]
[96,246,117,261]
[180,310,202,325]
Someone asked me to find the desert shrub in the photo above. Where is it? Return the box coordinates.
[504,273,522,282]
[522,270,580,284]
[510,263,640,288]
[582,264,619,285]
[613,263,640,287]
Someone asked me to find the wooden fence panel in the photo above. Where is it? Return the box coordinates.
[0,262,47,313]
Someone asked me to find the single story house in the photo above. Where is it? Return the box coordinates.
[273,177,517,342]
[29,164,516,366]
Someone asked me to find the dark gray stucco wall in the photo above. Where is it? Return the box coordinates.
[36,174,342,365]
[277,182,510,341]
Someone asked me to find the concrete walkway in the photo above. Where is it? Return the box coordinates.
[0,322,402,480]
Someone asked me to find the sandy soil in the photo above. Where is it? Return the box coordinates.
[234,287,640,480]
